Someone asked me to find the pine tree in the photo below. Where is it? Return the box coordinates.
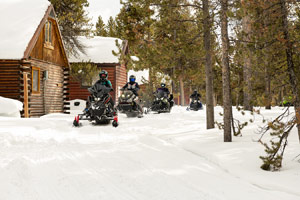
[116,0,210,106]
[203,0,215,129]
[107,16,118,37]
[241,0,253,111]
[49,0,92,57]
[220,0,232,142]
[94,16,107,36]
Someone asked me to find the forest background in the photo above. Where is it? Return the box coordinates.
[49,0,300,170]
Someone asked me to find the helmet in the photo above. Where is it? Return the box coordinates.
[99,70,108,80]
[161,83,166,88]
[193,90,197,93]
[129,75,136,82]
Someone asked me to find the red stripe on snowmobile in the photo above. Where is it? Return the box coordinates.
[113,116,118,123]
[104,97,111,104]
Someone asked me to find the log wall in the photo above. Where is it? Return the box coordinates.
[115,64,127,102]
[28,60,65,117]
[68,65,119,102]
[0,60,21,100]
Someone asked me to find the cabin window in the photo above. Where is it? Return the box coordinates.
[45,20,52,44]
[32,67,40,94]
[44,20,54,50]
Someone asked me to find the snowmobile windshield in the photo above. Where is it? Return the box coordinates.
[89,85,111,98]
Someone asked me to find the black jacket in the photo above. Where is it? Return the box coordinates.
[190,92,201,100]
[122,81,140,95]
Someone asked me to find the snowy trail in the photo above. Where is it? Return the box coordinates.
[0,106,299,200]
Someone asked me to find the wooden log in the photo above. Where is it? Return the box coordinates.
[23,73,29,118]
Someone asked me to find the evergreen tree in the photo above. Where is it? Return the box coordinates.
[116,0,206,106]
[220,0,232,142]
[49,0,92,56]
[107,16,118,37]
[94,16,107,36]
[203,0,215,129]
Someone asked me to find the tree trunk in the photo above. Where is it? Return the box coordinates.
[149,67,154,93]
[221,0,232,142]
[203,0,215,129]
[242,5,253,111]
[236,73,241,108]
[214,93,217,106]
[179,75,185,106]
[265,68,271,109]
[280,0,300,142]
[263,3,272,110]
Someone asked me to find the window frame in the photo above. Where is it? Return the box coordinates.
[44,20,54,49]
[31,67,40,94]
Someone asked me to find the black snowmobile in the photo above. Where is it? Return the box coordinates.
[148,90,173,113]
[73,84,118,127]
[117,89,142,118]
[187,97,203,111]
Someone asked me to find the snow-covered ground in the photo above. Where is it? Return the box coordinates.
[0,106,299,200]
[0,96,23,118]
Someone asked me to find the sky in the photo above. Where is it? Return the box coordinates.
[87,0,122,27]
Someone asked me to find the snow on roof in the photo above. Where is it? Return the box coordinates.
[68,36,123,64]
[0,0,50,59]
[128,69,149,84]
[0,96,23,118]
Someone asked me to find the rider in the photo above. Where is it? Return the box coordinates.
[122,75,143,116]
[156,83,174,108]
[85,70,116,115]
[190,90,201,100]
[190,90,202,109]
[122,75,140,96]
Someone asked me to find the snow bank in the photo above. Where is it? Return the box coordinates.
[0,96,23,117]
[67,99,86,115]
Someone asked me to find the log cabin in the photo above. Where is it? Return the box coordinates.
[0,0,69,117]
[68,36,128,103]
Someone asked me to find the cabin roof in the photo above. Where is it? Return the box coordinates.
[69,36,125,64]
[0,0,51,59]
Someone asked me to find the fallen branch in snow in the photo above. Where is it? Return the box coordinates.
[292,154,300,162]
[258,107,296,171]
[257,107,291,141]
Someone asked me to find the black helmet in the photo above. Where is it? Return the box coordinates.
[129,75,136,82]
[99,70,108,80]
[193,90,197,93]
[161,83,166,88]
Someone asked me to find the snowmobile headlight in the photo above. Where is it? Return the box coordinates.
[121,94,125,98]
[163,98,168,103]
[160,97,164,100]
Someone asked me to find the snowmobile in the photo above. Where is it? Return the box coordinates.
[117,89,142,118]
[187,98,203,111]
[73,85,118,127]
[147,90,173,114]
